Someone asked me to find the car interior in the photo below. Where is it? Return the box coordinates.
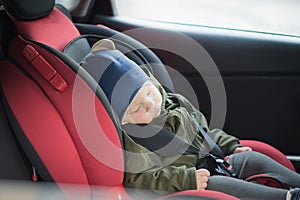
[0,0,299,199]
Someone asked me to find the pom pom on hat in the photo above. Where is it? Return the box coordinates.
[80,39,150,122]
[91,39,116,52]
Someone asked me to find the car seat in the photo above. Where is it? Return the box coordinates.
[0,1,239,200]
[0,0,295,199]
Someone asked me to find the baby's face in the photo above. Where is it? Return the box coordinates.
[123,80,162,124]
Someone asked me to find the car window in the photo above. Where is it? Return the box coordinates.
[114,0,300,37]
[55,0,80,11]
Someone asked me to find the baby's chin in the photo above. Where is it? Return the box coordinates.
[123,116,153,125]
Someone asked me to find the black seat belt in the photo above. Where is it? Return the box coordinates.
[123,123,200,157]
[123,121,236,177]
[190,115,224,158]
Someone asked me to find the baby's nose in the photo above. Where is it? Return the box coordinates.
[144,98,154,110]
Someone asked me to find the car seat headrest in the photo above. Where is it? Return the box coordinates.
[0,0,55,21]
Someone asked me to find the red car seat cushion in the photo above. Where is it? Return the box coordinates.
[11,7,80,51]
[240,140,295,171]
[5,36,125,187]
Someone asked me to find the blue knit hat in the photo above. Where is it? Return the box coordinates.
[80,39,150,122]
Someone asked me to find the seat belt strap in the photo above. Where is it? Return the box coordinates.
[123,116,224,159]
[167,94,224,158]
[123,123,200,157]
[123,123,237,177]
[191,116,224,158]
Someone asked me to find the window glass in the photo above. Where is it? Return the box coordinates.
[114,0,300,37]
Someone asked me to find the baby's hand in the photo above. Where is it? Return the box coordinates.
[233,146,252,154]
[196,168,210,190]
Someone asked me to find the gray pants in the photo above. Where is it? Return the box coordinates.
[207,151,300,200]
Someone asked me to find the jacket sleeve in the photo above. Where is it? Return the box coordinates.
[123,132,198,194]
[206,128,242,155]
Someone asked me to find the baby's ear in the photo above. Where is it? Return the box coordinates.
[91,39,116,52]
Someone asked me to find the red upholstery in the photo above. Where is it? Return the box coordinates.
[0,60,89,185]
[0,60,91,198]
[240,140,295,171]
[12,7,80,51]
[159,190,239,200]
[4,36,124,187]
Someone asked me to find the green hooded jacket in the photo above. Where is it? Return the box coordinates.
[123,71,242,195]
